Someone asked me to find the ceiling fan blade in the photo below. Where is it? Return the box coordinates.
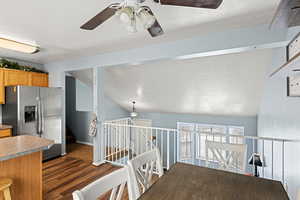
[155,0,223,9]
[146,8,164,37]
[81,4,119,30]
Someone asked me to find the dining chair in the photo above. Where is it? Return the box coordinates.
[205,140,247,173]
[72,166,134,200]
[297,188,300,200]
[127,148,164,199]
[0,178,12,200]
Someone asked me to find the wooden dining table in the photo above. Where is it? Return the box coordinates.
[138,163,289,200]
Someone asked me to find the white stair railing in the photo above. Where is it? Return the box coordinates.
[101,121,299,195]
[102,122,177,170]
[177,128,300,191]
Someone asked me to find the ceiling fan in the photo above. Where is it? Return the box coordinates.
[80,0,223,37]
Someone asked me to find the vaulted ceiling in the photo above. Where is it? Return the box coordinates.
[104,49,273,116]
[0,0,280,63]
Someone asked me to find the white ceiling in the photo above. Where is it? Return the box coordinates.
[104,49,273,116]
[0,0,280,64]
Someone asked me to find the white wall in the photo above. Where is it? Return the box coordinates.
[258,28,300,199]
[76,79,93,112]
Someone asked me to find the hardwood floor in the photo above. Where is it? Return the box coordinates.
[66,143,93,161]
[43,143,128,200]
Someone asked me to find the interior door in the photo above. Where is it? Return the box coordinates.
[18,86,39,136]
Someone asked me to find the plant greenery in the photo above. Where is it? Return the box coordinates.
[0,58,47,73]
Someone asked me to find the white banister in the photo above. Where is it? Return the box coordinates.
[262,140,265,177]
[100,120,299,190]
[102,122,177,169]
[167,130,170,170]
[272,140,274,180]
[282,141,285,185]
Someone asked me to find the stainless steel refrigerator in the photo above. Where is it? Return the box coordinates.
[2,86,63,160]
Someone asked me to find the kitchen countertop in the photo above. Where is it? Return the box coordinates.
[0,124,13,130]
[0,135,54,161]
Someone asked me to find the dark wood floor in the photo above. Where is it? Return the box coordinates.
[43,143,127,200]
[66,143,93,161]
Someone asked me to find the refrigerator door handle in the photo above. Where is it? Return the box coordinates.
[41,98,45,135]
[35,103,39,135]
[37,97,43,136]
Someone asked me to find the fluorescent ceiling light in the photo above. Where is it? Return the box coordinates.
[0,38,39,54]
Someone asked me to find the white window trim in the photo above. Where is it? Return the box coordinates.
[177,122,245,163]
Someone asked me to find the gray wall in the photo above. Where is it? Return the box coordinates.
[66,76,129,144]
[258,47,300,199]
[103,96,130,121]
[76,78,93,112]
[66,76,92,143]
[139,112,257,136]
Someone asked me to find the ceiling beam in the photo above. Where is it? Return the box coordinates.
[44,24,288,79]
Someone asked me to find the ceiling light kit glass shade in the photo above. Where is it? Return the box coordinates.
[116,6,156,33]
[130,101,138,118]
[0,38,39,54]
[137,7,156,29]
[117,7,137,33]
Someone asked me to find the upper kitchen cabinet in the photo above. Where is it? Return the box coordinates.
[29,72,48,87]
[0,70,4,104]
[4,69,30,86]
[0,69,49,104]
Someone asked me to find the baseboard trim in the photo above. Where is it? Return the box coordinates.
[76,140,93,146]
[93,160,106,166]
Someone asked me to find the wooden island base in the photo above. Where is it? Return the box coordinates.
[0,151,42,200]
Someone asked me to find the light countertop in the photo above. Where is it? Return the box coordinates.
[0,124,13,130]
[0,135,54,161]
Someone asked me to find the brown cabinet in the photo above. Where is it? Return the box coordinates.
[0,129,12,138]
[0,70,4,104]
[29,72,48,87]
[4,69,30,86]
[0,69,48,104]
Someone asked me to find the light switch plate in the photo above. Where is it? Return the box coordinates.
[287,75,300,97]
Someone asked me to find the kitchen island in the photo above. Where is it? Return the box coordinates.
[0,135,53,200]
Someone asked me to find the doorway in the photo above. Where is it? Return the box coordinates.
[65,68,94,161]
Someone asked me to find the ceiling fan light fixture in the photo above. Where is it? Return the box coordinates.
[130,101,138,118]
[126,18,137,33]
[116,6,137,33]
[130,111,138,117]
[137,8,156,29]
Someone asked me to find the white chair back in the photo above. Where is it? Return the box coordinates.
[72,166,134,200]
[127,148,164,199]
[205,141,247,173]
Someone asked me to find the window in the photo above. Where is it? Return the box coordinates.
[178,123,194,161]
[196,124,227,161]
[228,126,244,144]
[177,122,245,162]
